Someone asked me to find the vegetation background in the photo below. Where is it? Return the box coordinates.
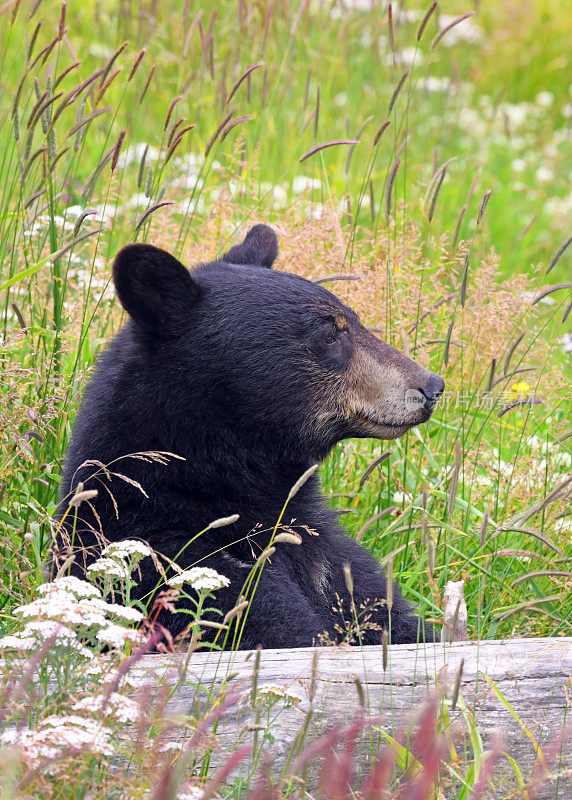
[0,0,571,796]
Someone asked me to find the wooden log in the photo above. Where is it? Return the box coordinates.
[136,637,572,798]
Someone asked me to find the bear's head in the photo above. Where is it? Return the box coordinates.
[112,225,444,462]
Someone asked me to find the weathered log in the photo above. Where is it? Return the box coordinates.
[136,637,571,799]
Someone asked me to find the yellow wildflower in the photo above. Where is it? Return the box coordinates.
[507,381,531,402]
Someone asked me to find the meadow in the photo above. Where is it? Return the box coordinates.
[0,0,571,797]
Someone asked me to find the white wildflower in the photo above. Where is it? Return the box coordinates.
[73,692,141,724]
[458,107,484,134]
[536,91,554,108]
[0,728,17,744]
[340,0,372,10]
[174,151,210,173]
[271,184,288,208]
[14,582,143,635]
[19,621,93,658]
[0,624,91,657]
[96,624,142,649]
[501,102,530,129]
[100,602,145,623]
[82,660,104,677]
[545,192,572,218]
[62,204,84,218]
[9,715,114,764]
[21,620,77,641]
[168,567,230,592]
[258,181,288,208]
[124,192,150,209]
[89,204,114,224]
[511,158,527,173]
[116,670,153,689]
[559,333,572,353]
[398,8,422,22]
[185,195,205,215]
[15,597,108,628]
[70,696,105,715]
[177,788,205,800]
[0,633,37,651]
[36,214,75,231]
[418,76,451,93]
[88,43,114,58]
[38,576,102,599]
[496,460,513,480]
[87,557,131,580]
[527,435,541,452]
[257,683,304,704]
[116,142,160,169]
[101,540,152,562]
[258,182,288,208]
[15,588,75,613]
[396,47,420,66]
[359,29,373,47]
[473,473,493,488]
[310,202,324,220]
[437,14,482,46]
[292,176,322,194]
[511,135,527,150]
[535,166,554,184]
[109,695,142,724]
[393,491,411,505]
[173,173,205,192]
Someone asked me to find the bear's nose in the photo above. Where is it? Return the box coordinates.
[419,374,445,411]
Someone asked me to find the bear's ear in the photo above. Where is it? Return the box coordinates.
[112,243,200,338]
[222,224,278,268]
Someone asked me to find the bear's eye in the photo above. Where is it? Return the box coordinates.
[323,322,339,345]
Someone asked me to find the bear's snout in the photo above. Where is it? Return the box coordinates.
[404,373,445,414]
[341,328,445,438]
[419,373,445,412]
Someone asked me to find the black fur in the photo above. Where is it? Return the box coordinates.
[55,225,437,649]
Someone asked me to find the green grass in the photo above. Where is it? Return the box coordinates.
[0,1,571,796]
[1,0,571,638]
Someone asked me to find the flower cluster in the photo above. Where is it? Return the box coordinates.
[167,567,230,593]
[0,563,159,775]
[72,691,141,724]
[176,787,206,800]
[101,540,153,562]
[0,575,145,656]
[257,683,304,705]
[87,557,131,580]
[87,539,153,582]
[0,619,93,656]
[1,715,114,766]
[96,623,141,649]
[39,575,101,598]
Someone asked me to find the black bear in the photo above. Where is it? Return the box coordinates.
[54,224,444,649]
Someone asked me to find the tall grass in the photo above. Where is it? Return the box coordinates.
[0,0,571,796]
[0,0,570,638]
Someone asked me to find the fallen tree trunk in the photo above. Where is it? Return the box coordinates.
[137,637,571,799]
